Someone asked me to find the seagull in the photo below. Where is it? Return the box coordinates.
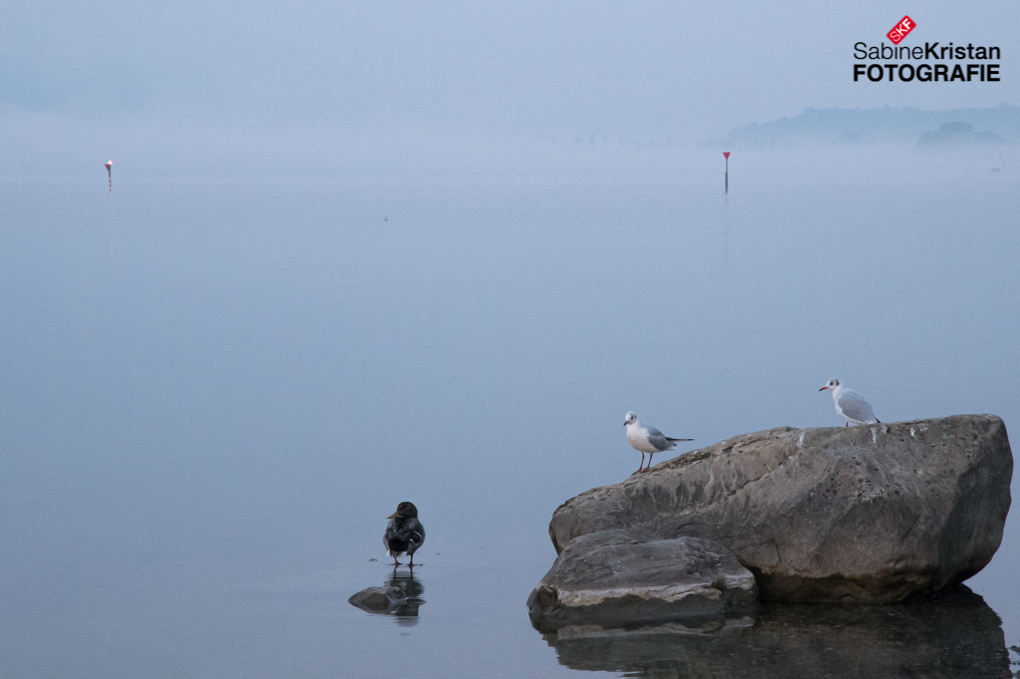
[624,411,693,473]
[384,502,425,567]
[819,378,880,427]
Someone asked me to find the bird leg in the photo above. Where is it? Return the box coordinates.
[393,556,402,567]
[645,453,654,471]
[636,452,645,473]
[845,422,849,428]
[409,554,417,568]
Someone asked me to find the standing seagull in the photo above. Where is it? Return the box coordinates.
[819,378,880,427]
[383,502,425,567]
[624,412,693,473]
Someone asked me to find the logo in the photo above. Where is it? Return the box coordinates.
[886,16,915,45]
[853,17,1001,83]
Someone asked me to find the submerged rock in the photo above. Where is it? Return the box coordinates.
[349,569,425,618]
[348,586,406,613]
[547,415,1012,603]
[528,530,756,633]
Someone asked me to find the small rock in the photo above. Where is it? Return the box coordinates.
[348,586,406,613]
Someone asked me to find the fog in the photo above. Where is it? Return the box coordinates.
[2,1,1019,178]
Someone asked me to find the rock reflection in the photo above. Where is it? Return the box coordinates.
[543,586,1010,678]
[348,568,425,625]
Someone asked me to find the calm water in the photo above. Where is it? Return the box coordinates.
[1,158,1018,677]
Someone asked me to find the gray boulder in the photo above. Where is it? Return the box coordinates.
[547,415,1012,603]
[528,530,757,633]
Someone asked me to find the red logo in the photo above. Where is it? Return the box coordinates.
[886,15,915,45]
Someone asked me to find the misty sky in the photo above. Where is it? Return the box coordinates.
[1,1,1018,178]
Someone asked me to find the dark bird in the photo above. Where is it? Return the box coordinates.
[384,502,425,567]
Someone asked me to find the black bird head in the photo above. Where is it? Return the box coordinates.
[388,501,418,519]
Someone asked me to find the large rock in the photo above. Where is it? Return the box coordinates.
[528,530,757,633]
[548,415,1012,603]
[545,586,1010,679]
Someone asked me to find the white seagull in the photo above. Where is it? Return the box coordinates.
[819,378,880,427]
[624,411,693,473]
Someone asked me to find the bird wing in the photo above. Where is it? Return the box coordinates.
[384,518,414,541]
[385,517,424,555]
[643,426,676,452]
[838,390,877,423]
[384,518,403,553]
[403,518,425,554]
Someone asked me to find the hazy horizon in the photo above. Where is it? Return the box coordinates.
[3,2,1019,179]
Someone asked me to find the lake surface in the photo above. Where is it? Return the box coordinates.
[1,155,1018,677]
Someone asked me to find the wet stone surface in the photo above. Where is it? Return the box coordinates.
[528,530,757,633]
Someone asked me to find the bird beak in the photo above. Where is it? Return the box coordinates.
[387,511,398,519]
[819,386,828,391]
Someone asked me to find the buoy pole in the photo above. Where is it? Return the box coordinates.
[723,152,730,193]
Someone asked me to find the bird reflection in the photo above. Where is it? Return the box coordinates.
[386,567,425,623]
[348,567,426,626]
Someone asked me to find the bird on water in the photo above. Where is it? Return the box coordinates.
[624,412,693,473]
[819,378,880,427]
[384,502,425,567]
